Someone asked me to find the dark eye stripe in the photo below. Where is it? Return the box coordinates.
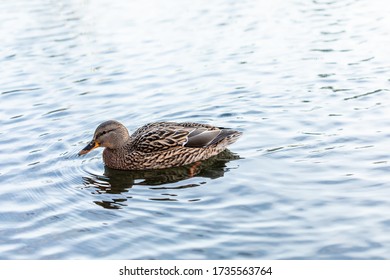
[96,128,115,139]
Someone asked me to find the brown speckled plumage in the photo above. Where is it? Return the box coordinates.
[79,120,242,170]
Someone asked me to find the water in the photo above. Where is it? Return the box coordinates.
[1,0,390,259]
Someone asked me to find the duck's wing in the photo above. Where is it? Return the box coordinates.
[131,123,232,153]
[131,127,190,153]
[185,128,227,147]
[179,122,241,147]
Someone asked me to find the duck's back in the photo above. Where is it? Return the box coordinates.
[131,121,218,137]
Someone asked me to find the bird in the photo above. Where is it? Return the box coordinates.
[78,120,242,170]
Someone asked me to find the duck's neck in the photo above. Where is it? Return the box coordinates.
[102,146,132,170]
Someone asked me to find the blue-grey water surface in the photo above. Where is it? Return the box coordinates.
[1,0,390,259]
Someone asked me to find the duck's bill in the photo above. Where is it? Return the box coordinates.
[78,140,100,156]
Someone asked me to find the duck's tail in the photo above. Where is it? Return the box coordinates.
[210,129,242,146]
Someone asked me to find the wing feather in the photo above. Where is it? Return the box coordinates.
[132,127,190,153]
[130,122,238,153]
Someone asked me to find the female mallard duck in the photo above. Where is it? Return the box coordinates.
[79,120,241,170]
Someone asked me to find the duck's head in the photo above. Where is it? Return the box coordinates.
[78,120,130,155]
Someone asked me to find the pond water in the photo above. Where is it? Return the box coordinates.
[1,0,390,259]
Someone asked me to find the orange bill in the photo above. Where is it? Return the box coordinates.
[78,140,100,156]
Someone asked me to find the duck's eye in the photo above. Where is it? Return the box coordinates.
[97,131,107,138]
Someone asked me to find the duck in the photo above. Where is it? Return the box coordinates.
[78,120,242,170]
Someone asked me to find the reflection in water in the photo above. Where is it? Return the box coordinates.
[82,150,241,209]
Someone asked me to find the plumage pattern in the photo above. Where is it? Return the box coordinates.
[79,120,242,170]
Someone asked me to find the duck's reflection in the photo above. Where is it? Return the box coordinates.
[82,150,241,209]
